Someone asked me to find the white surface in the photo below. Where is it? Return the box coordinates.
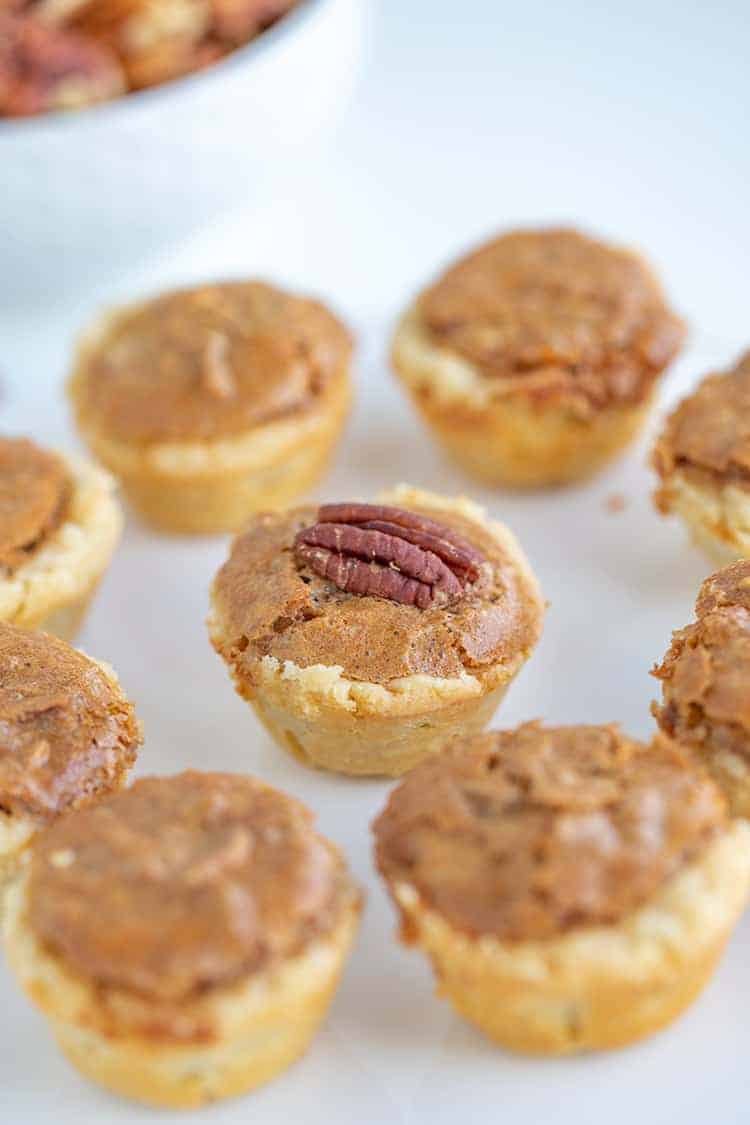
[2,1,750,1122]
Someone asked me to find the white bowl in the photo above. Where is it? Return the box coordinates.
[0,0,364,305]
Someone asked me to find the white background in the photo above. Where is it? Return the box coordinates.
[1,2,749,1122]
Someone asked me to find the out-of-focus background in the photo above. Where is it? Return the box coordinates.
[2,3,750,1123]
[2,0,748,333]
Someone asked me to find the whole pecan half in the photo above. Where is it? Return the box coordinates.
[294,503,486,608]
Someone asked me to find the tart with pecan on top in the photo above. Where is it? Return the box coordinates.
[208,484,544,776]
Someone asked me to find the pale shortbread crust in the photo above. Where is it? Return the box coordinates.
[657,470,750,565]
[209,485,544,775]
[393,304,523,409]
[392,305,656,487]
[0,452,122,636]
[697,747,750,820]
[4,873,360,1108]
[389,821,750,1054]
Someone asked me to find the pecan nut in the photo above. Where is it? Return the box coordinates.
[294,503,486,608]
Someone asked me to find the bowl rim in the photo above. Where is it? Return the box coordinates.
[0,0,329,136]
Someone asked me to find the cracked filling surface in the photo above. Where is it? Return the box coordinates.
[374,724,726,942]
[73,281,353,444]
[418,228,684,415]
[653,561,750,764]
[0,623,140,824]
[653,352,750,500]
[211,500,542,684]
[28,771,351,1000]
[0,436,70,575]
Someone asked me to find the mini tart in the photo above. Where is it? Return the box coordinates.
[392,228,685,487]
[653,560,750,817]
[653,351,750,564]
[0,622,141,894]
[0,436,122,640]
[373,723,750,1055]
[4,771,361,1109]
[68,281,354,534]
[208,484,544,777]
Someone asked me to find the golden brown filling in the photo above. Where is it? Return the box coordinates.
[653,352,750,500]
[374,724,725,942]
[419,228,684,415]
[73,281,353,444]
[0,623,140,823]
[211,501,542,684]
[0,436,70,575]
[28,771,351,1000]
[653,561,750,764]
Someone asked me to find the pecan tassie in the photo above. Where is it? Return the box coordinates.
[294,503,486,609]
[419,228,685,414]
